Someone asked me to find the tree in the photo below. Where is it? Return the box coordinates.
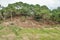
[7,4,17,21]
[31,4,41,21]
[52,7,60,22]
[40,5,51,20]
[0,6,6,21]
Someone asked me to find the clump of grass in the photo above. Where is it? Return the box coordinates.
[0,27,4,30]
[10,22,14,25]
[0,25,4,30]
[20,16,26,22]
[0,20,3,24]
[9,25,22,35]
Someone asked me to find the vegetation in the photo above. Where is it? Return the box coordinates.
[0,1,60,40]
[0,2,60,23]
[0,25,60,40]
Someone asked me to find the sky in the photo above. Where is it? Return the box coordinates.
[0,0,60,9]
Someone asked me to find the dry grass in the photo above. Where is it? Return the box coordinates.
[0,25,60,40]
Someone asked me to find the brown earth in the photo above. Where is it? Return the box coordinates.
[1,16,59,28]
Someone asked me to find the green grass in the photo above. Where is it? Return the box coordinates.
[0,25,60,40]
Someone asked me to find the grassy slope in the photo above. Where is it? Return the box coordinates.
[0,25,60,40]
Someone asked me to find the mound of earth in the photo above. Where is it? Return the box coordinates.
[1,16,59,28]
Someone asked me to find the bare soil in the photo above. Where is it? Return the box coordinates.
[1,16,59,28]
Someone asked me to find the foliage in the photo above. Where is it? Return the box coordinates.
[0,2,60,22]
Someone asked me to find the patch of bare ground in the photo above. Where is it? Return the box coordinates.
[19,33,40,40]
[0,33,16,40]
[1,16,60,28]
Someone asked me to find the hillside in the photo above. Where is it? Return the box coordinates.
[0,24,60,40]
[0,16,59,28]
[0,1,60,40]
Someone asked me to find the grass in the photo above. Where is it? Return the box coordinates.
[0,25,60,40]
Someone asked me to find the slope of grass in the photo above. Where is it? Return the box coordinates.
[0,25,60,40]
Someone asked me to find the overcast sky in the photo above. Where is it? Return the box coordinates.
[0,0,60,9]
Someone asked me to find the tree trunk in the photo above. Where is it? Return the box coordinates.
[1,12,5,21]
[11,12,13,21]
